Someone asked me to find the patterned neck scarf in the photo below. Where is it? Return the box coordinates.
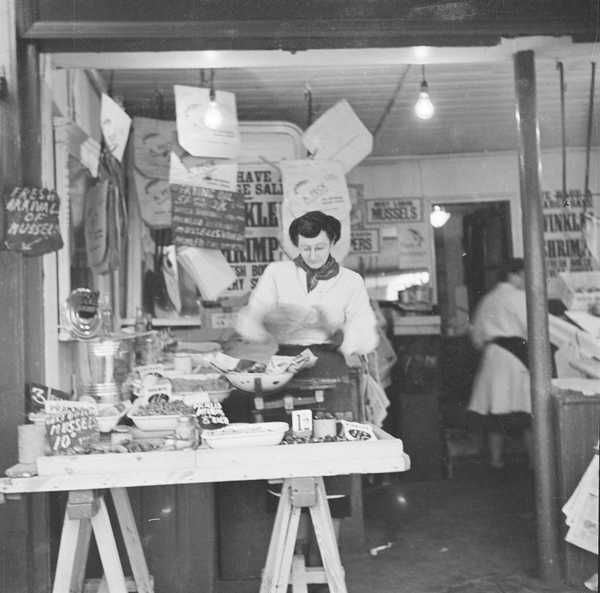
[294,255,340,292]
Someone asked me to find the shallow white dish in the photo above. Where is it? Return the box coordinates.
[202,422,288,449]
[128,414,179,431]
[225,372,294,393]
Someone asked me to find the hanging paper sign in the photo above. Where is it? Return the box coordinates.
[174,85,241,159]
[396,222,430,269]
[220,162,285,295]
[169,152,238,192]
[302,100,373,173]
[44,400,99,455]
[133,169,172,228]
[366,197,423,224]
[280,159,351,261]
[84,180,109,268]
[171,184,245,251]
[3,186,64,255]
[177,246,236,301]
[542,190,596,277]
[133,117,176,179]
[100,93,132,163]
[351,228,380,254]
[162,245,182,312]
[80,136,101,178]
[348,183,366,229]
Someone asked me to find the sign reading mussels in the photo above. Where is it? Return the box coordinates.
[3,186,64,255]
[171,184,245,251]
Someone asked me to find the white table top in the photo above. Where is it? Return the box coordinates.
[0,428,409,495]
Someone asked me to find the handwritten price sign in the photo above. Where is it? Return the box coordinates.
[44,401,99,455]
[3,186,64,255]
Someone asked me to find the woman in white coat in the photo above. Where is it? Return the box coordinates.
[468,258,534,469]
[236,210,379,517]
[237,210,378,362]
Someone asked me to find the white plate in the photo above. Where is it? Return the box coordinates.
[225,372,294,393]
[129,414,180,431]
[202,422,288,449]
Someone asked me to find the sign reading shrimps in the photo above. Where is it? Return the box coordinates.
[171,184,245,251]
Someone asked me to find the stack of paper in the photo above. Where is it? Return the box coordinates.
[562,452,599,555]
[177,246,235,302]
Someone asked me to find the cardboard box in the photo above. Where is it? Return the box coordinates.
[556,271,600,311]
[202,310,239,329]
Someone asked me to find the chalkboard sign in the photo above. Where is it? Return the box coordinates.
[3,186,64,255]
[171,183,245,251]
[44,401,99,455]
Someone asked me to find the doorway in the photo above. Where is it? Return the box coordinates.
[434,200,513,336]
[434,200,513,457]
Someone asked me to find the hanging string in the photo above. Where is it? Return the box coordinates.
[154,89,165,120]
[583,61,596,206]
[209,69,216,101]
[556,61,567,205]
[373,65,411,140]
[304,82,313,128]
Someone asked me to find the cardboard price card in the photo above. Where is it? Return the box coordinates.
[3,186,64,255]
[44,401,99,455]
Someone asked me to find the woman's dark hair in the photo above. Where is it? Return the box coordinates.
[500,257,525,281]
[288,211,341,246]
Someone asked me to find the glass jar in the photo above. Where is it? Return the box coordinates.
[175,416,198,445]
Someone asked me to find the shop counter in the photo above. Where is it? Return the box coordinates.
[1,428,409,593]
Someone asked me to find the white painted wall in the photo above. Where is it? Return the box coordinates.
[348,147,600,258]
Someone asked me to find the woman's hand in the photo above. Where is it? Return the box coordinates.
[262,305,310,342]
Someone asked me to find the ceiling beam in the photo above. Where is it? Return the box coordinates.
[47,38,599,71]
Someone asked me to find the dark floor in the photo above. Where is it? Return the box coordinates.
[339,460,585,593]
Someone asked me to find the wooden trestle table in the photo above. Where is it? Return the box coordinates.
[0,427,409,593]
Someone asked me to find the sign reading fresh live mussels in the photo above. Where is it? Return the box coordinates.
[171,184,245,251]
[3,186,64,255]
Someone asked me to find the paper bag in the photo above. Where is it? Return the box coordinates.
[280,159,351,261]
[302,99,373,173]
[174,85,241,159]
[177,246,236,301]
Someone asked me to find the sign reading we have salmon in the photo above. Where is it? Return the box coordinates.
[171,184,246,251]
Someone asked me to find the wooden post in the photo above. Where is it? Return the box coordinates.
[513,49,561,583]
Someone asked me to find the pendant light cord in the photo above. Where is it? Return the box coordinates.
[557,61,567,203]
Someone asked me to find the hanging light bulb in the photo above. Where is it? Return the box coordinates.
[414,65,435,120]
[204,70,223,129]
[430,205,450,228]
[204,97,223,129]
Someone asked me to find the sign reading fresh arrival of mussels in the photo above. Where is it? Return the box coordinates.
[171,184,246,251]
[3,186,64,255]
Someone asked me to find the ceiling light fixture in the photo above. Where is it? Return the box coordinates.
[414,65,435,120]
[204,69,223,130]
[430,205,450,228]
